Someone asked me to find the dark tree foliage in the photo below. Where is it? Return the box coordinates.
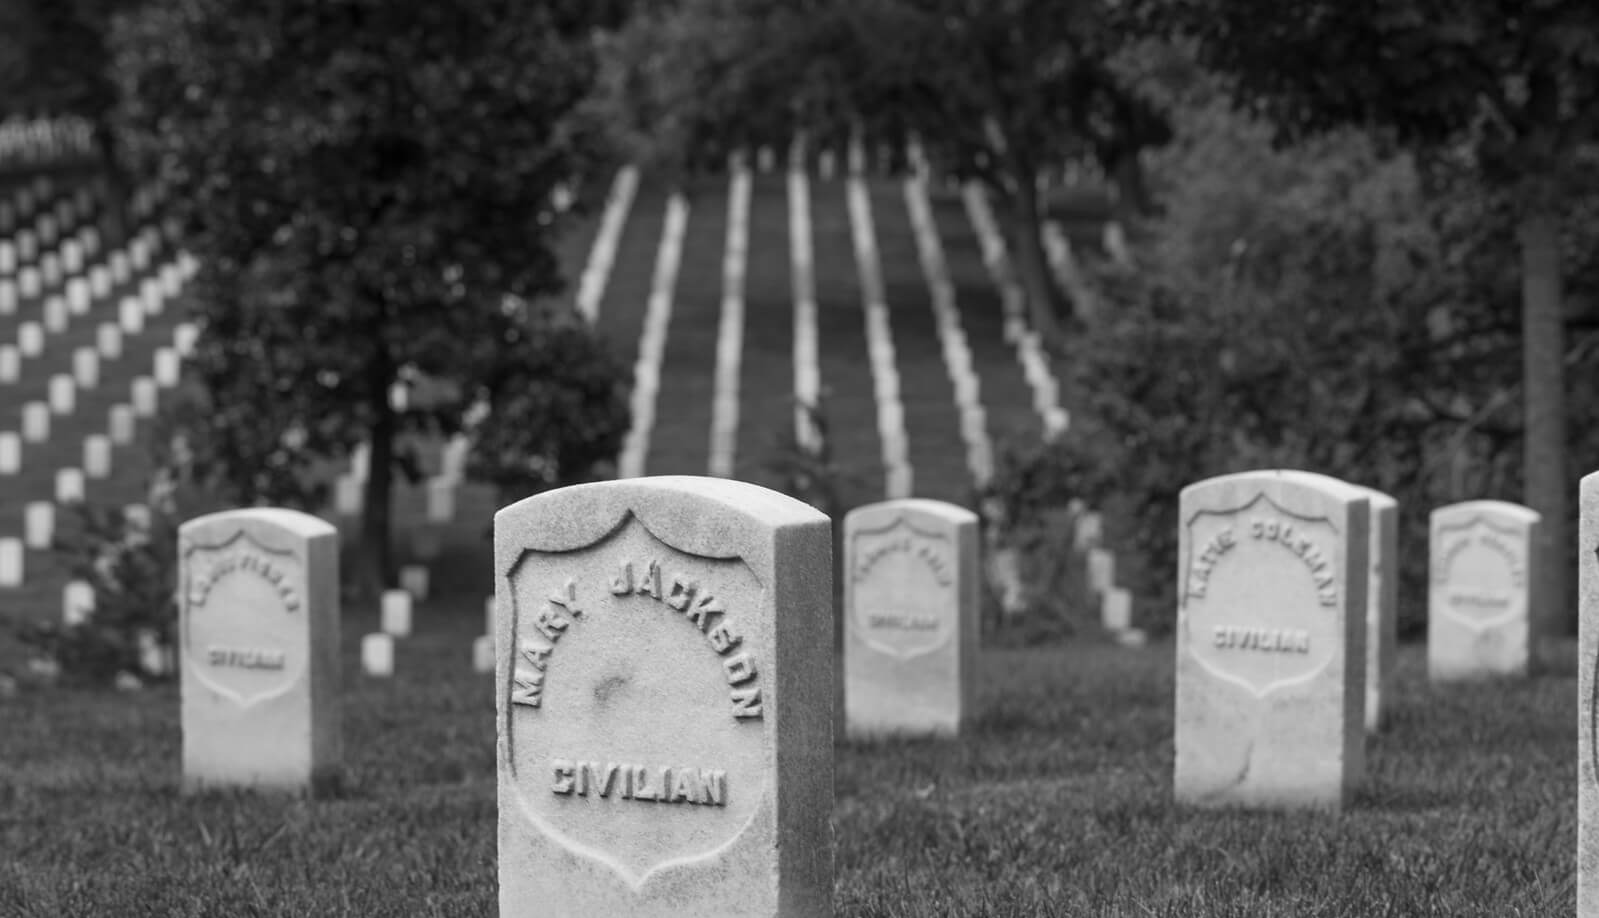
[111,0,629,594]
[1136,0,1599,633]
[595,0,1173,345]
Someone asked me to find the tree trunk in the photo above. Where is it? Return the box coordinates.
[358,342,396,600]
[1518,204,1568,642]
[92,120,128,242]
[1008,176,1068,347]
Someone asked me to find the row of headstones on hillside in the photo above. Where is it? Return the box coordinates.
[167,471,1567,913]
[0,244,199,588]
[0,116,94,167]
[1,219,175,314]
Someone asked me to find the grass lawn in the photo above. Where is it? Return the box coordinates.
[0,591,1575,916]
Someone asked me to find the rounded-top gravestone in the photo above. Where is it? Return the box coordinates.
[1175,469,1370,811]
[179,507,341,795]
[494,476,834,917]
[1428,499,1540,681]
[843,498,978,738]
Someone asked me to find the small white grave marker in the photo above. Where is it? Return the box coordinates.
[844,499,978,738]
[83,434,111,478]
[1428,500,1540,681]
[18,321,43,357]
[87,265,109,299]
[119,296,144,334]
[0,345,16,382]
[72,347,99,388]
[1074,511,1103,551]
[174,322,199,357]
[123,503,152,547]
[0,432,19,474]
[42,295,67,332]
[48,374,75,414]
[63,580,95,627]
[380,590,412,637]
[39,253,60,287]
[0,538,22,587]
[179,508,342,795]
[1087,547,1116,595]
[153,347,180,387]
[22,402,49,442]
[333,475,362,516]
[55,467,85,503]
[96,322,122,359]
[24,501,53,549]
[1103,587,1133,631]
[131,377,158,417]
[472,635,494,673]
[66,277,89,314]
[109,405,135,445]
[362,633,394,677]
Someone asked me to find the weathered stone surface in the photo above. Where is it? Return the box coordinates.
[1578,472,1599,915]
[1175,469,1368,811]
[495,476,833,917]
[1428,500,1540,681]
[1353,487,1398,732]
[843,499,978,738]
[179,508,340,795]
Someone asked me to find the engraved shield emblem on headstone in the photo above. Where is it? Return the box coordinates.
[1432,514,1526,633]
[1182,493,1341,698]
[181,530,306,708]
[849,515,956,661]
[502,516,767,888]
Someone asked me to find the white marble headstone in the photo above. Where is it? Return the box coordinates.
[131,377,158,417]
[83,435,111,479]
[55,468,85,504]
[843,498,978,738]
[48,374,75,414]
[109,405,135,445]
[96,323,121,359]
[17,321,43,357]
[179,508,341,795]
[380,590,412,637]
[1175,469,1369,811]
[1355,487,1398,731]
[0,538,22,587]
[494,476,834,917]
[1577,471,1599,913]
[0,432,19,474]
[362,632,394,676]
[72,347,99,389]
[22,402,49,442]
[1428,500,1540,681]
[24,501,53,549]
[63,579,95,627]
